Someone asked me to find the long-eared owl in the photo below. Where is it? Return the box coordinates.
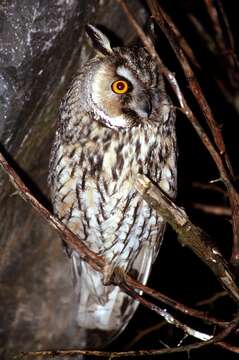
[48,25,177,347]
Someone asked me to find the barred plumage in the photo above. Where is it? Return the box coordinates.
[48,25,177,347]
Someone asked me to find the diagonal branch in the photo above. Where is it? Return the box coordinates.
[0,151,216,342]
[1,146,238,336]
[135,174,239,302]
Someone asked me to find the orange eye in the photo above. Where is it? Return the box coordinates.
[111,80,129,94]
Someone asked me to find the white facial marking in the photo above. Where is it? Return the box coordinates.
[117,66,136,86]
[93,107,129,129]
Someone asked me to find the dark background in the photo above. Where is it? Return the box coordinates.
[0,1,238,359]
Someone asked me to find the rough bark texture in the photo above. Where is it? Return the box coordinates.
[0,1,146,358]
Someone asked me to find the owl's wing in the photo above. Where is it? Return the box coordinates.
[70,218,166,347]
[152,223,166,263]
[49,135,169,346]
[70,248,151,347]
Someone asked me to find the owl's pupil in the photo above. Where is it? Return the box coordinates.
[117,82,125,90]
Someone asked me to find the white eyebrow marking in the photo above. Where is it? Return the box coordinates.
[116,66,136,85]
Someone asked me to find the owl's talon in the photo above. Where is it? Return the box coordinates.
[102,263,114,285]
[112,266,126,285]
[102,265,126,286]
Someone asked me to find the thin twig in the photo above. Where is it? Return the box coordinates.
[128,279,228,327]
[216,341,239,354]
[14,312,239,358]
[196,291,227,307]
[188,14,217,55]
[122,283,212,341]
[191,203,231,216]
[205,0,239,71]
[124,322,165,349]
[217,0,237,57]
[158,12,201,70]
[204,0,225,54]
[189,5,239,111]
[192,181,227,196]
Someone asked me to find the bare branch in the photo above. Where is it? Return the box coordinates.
[192,181,227,196]
[216,341,239,354]
[204,0,225,54]
[189,5,239,112]
[122,283,212,341]
[196,291,227,307]
[1,146,236,357]
[217,0,237,57]
[0,153,105,273]
[135,174,239,303]
[14,312,239,358]
[124,322,165,349]
[0,151,218,342]
[158,12,201,70]
[191,203,231,216]
[188,14,217,55]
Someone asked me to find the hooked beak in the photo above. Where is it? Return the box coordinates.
[137,96,152,118]
[142,98,152,117]
[129,94,152,121]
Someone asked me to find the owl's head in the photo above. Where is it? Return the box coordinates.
[82,25,166,130]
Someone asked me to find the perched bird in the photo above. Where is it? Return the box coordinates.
[48,25,177,347]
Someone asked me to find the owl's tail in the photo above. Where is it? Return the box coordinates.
[71,244,154,348]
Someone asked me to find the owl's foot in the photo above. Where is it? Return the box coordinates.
[102,264,126,286]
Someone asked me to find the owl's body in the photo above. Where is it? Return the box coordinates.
[49,26,177,346]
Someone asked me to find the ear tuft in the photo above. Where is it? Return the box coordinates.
[86,24,113,56]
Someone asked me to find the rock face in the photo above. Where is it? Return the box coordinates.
[0,1,146,357]
[0,0,91,151]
